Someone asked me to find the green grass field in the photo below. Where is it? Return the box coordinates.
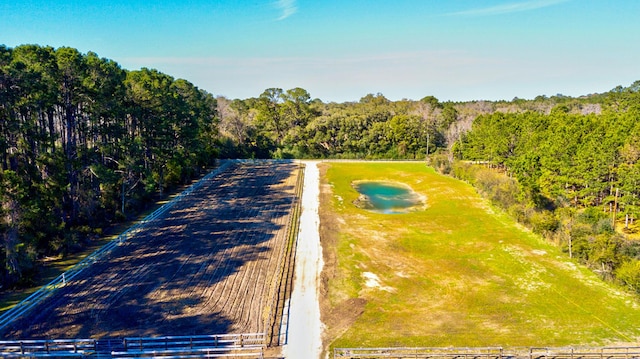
[321,162,640,350]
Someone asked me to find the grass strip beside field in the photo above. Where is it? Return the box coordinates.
[321,162,640,350]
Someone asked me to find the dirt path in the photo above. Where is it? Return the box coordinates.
[285,161,324,359]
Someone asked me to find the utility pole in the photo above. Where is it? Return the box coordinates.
[122,179,126,215]
[612,187,619,230]
[425,132,430,163]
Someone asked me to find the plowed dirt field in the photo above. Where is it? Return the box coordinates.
[1,160,301,339]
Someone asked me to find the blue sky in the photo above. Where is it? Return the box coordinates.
[2,0,639,102]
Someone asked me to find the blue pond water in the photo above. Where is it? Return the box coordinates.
[353,182,421,214]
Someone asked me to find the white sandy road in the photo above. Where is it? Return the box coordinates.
[284,161,324,359]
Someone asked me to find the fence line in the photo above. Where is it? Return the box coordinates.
[334,346,640,359]
[335,347,504,358]
[0,333,264,358]
[111,348,264,359]
[0,160,235,331]
[121,333,264,351]
[527,347,640,359]
[263,161,305,347]
[0,338,97,357]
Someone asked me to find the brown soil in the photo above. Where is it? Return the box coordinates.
[0,161,300,340]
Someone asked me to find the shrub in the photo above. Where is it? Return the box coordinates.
[616,260,640,294]
[530,210,559,235]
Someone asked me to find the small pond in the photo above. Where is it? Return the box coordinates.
[353,181,423,214]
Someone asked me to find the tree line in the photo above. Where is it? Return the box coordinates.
[1,45,218,287]
[448,83,640,292]
[217,87,604,160]
[217,90,461,159]
[2,43,638,294]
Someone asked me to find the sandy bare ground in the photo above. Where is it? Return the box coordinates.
[0,161,300,339]
[284,161,324,359]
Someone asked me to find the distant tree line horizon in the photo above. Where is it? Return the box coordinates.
[2,44,640,294]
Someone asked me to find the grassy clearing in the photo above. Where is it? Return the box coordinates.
[321,162,640,350]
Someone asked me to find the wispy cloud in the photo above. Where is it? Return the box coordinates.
[117,50,502,98]
[117,48,633,102]
[275,0,297,21]
[446,0,570,17]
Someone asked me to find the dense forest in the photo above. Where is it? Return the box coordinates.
[0,45,218,287]
[2,44,640,294]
